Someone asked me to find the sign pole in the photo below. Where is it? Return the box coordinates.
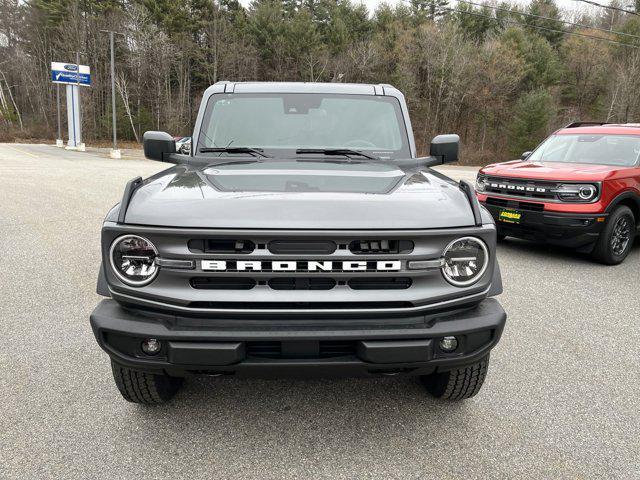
[100,30,124,159]
[109,32,120,159]
[75,51,84,151]
[55,84,63,147]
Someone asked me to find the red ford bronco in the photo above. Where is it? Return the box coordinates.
[476,122,640,264]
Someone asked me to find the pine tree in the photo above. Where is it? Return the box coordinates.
[410,0,448,22]
[508,89,554,156]
[524,0,564,46]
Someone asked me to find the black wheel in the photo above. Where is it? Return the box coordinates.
[421,355,489,400]
[111,360,183,404]
[592,206,636,265]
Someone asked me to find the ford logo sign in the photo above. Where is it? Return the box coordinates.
[64,64,78,71]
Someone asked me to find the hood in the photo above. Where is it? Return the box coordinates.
[122,160,476,229]
[481,160,622,181]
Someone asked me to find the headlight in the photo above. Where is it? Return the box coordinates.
[441,237,489,287]
[475,175,487,192]
[109,235,159,286]
[554,183,598,202]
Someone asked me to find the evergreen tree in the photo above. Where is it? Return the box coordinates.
[410,0,448,23]
[501,27,563,90]
[508,89,554,156]
[454,3,500,42]
[524,0,564,46]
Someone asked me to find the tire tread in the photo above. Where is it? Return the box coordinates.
[110,361,182,405]
[422,355,490,400]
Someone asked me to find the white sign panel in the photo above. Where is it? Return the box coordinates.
[51,62,91,86]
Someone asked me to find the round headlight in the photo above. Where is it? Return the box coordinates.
[475,175,486,192]
[578,185,597,200]
[109,235,159,286]
[441,237,489,287]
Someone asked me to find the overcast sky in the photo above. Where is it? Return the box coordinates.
[354,0,599,13]
[237,0,614,16]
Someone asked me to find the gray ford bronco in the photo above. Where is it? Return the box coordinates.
[90,82,506,404]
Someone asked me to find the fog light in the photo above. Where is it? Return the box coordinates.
[141,338,162,355]
[439,336,458,352]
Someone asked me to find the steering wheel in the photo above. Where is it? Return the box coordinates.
[343,139,377,148]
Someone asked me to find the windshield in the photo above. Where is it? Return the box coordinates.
[528,133,640,166]
[197,93,411,159]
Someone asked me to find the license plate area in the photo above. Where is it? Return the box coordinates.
[498,208,522,224]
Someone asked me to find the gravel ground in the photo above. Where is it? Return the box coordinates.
[1,143,638,479]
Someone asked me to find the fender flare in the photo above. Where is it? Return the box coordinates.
[97,262,111,297]
[487,258,503,297]
[604,191,640,217]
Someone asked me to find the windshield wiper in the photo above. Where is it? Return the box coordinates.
[199,147,271,158]
[295,148,379,160]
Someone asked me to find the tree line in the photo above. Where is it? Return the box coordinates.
[0,0,639,163]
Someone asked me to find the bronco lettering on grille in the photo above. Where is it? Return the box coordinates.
[489,182,547,193]
[201,260,402,272]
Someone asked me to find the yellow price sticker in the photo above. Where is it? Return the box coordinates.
[499,210,521,223]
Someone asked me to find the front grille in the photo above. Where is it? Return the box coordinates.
[349,239,414,254]
[188,239,255,253]
[319,341,357,357]
[486,197,544,212]
[246,341,281,358]
[483,176,559,201]
[190,277,257,290]
[268,278,336,290]
[348,278,412,290]
[268,240,336,254]
[190,277,413,291]
[109,228,493,315]
[246,341,357,358]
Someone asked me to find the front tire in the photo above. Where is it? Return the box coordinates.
[421,355,490,400]
[592,206,635,265]
[111,361,183,404]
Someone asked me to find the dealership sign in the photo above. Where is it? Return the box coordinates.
[51,62,91,86]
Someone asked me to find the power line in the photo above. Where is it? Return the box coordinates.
[442,7,640,48]
[456,0,640,41]
[399,0,640,49]
[568,0,640,17]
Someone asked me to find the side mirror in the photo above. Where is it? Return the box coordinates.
[521,151,532,160]
[430,134,460,164]
[143,131,176,161]
[180,138,192,155]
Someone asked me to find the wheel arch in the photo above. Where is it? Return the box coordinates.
[605,191,640,223]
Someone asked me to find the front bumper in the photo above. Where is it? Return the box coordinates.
[90,298,506,378]
[480,198,606,249]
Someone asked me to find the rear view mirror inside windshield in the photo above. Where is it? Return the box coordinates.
[578,135,603,142]
[283,96,322,114]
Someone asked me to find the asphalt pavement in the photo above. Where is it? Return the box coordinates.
[1,143,638,479]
